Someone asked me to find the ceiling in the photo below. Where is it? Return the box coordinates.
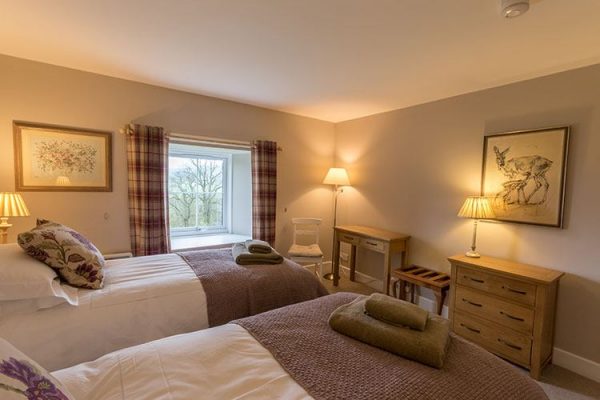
[1,0,600,122]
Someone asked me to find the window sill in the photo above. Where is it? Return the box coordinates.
[171,233,251,251]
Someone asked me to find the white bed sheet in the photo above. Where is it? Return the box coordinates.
[53,324,311,400]
[0,254,208,371]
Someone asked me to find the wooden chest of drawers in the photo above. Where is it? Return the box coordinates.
[448,255,563,379]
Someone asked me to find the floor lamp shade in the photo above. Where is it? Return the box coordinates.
[457,196,494,258]
[323,168,350,186]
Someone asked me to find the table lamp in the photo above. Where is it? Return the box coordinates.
[322,167,350,280]
[0,192,30,244]
[457,196,495,258]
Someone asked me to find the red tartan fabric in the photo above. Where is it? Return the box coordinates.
[251,140,277,246]
[126,124,169,256]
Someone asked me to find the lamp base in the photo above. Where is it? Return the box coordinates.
[322,272,335,281]
[465,250,481,258]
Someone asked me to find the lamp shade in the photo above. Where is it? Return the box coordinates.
[0,193,30,217]
[457,196,495,219]
[323,168,350,186]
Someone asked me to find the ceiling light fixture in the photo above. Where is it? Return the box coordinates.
[501,0,530,18]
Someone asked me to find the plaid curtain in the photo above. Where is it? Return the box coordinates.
[251,140,277,246]
[126,124,170,256]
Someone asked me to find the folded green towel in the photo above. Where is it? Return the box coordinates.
[244,239,273,254]
[365,293,428,331]
[329,297,450,369]
[232,243,283,265]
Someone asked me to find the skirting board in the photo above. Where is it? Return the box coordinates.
[319,261,600,382]
[552,347,600,383]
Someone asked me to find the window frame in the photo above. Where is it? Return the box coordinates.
[168,146,232,237]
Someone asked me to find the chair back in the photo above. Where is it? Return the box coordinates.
[291,218,321,246]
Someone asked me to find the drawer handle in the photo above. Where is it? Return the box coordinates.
[497,338,523,351]
[465,275,485,284]
[366,241,378,246]
[462,298,483,307]
[500,311,525,322]
[460,323,481,334]
[343,235,354,241]
[502,286,528,295]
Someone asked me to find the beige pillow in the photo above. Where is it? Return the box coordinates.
[17,221,104,289]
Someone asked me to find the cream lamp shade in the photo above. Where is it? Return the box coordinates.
[0,192,30,218]
[0,192,30,244]
[457,196,494,258]
[323,168,350,186]
[457,196,495,219]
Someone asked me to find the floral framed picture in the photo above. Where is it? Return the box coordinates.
[481,126,570,228]
[13,121,112,192]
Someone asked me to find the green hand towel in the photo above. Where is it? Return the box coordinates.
[232,243,283,265]
[244,239,273,254]
[365,293,428,331]
[329,297,450,369]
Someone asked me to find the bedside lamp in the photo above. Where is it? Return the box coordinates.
[322,167,350,280]
[457,196,495,258]
[0,192,30,244]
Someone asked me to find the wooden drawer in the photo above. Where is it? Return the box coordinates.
[455,286,534,334]
[360,237,385,252]
[454,311,532,366]
[457,266,536,306]
[338,233,360,245]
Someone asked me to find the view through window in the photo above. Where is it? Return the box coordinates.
[168,142,251,239]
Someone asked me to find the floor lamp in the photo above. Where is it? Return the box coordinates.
[322,167,350,280]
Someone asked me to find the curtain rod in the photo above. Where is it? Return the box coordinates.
[169,132,282,151]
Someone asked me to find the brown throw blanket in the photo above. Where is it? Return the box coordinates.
[364,292,428,331]
[329,296,449,368]
[234,293,548,400]
[178,248,328,327]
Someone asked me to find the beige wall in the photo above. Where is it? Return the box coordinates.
[335,64,600,362]
[0,54,336,257]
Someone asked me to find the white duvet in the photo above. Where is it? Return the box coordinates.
[53,324,311,400]
[0,254,208,371]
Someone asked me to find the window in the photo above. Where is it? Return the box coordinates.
[168,142,251,245]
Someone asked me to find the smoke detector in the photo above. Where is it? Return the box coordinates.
[501,0,530,18]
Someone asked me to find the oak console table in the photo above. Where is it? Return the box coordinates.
[332,225,410,295]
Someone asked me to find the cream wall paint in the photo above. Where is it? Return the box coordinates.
[0,54,336,258]
[335,64,600,363]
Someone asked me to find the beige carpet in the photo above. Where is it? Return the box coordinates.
[320,276,600,400]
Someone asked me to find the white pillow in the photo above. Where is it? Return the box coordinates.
[0,244,78,306]
[0,337,75,400]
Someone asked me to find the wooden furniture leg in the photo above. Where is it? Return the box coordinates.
[383,250,391,295]
[398,280,406,300]
[333,231,341,286]
[349,244,357,282]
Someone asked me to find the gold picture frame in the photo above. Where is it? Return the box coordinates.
[481,126,570,228]
[14,121,112,192]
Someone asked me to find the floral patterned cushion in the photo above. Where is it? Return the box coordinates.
[0,337,74,400]
[17,220,105,289]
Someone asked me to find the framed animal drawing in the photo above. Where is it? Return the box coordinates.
[481,126,570,228]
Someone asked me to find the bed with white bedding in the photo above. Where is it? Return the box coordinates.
[49,293,547,400]
[0,246,327,371]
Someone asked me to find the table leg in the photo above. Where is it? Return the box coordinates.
[349,244,357,282]
[333,232,341,286]
[383,250,391,295]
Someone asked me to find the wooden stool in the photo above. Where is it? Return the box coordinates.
[392,265,450,315]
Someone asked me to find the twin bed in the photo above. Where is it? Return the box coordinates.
[0,247,327,371]
[0,245,547,399]
[49,293,546,400]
